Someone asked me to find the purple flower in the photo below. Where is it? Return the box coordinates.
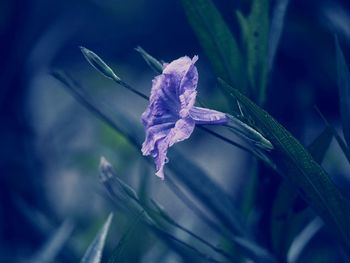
[141,56,228,179]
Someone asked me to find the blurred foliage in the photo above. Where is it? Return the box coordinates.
[2,0,350,262]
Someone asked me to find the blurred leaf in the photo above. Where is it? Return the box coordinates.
[149,199,237,262]
[80,46,121,82]
[100,157,139,202]
[237,0,269,104]
[287,217,324,263]
[181,0,246,94]
[220,79,350,252]
[135,46,163,73]
[233,237,276,263]
[226,115,274,151]
[169,150,247,236]
[55,72,275,262]
[315,106,350,164]
[99,160,223,263]
[333,128,350,163]
[308,126,333,163]
[136,47,277,167]
[336,37,350,149]
[55,71,249,239]
[268,0,290,71]
[107,211,144,263]
[81,213,113,263]
[30,220,74,263]
[80,47,148,100]
[271,126,334,258]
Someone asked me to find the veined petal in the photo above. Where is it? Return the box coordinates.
[148,75,179,114]
[140,55,229,179]
[141,122,174,156]
[167,118,195,147]
[179,90,197,118]
[153,118,195,179]
[163,56,199,97]
[189,106,229,124]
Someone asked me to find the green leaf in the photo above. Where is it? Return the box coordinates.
[81,213,113,263]
[315,106,350,164]
[270,127,331,259]
[181,0,246,93]
[336,37,350,148]
[30,220,74,263]
[233,237,277,263]
[237,0,269,104]
[135,46,163,73]
[54,72,277,262]
[80,47,148,100]
[268,0,290,71]
[80,47,121,82]
[308,126,333,163]
[333,128,350,164]
[220,79,350,252]
[287,217,324,263]
[168,149,247,237]
[107,211,144,263]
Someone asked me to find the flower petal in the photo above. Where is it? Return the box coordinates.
[163,56,199,96]
[141,122,175,156]
[152,118,195,179]
[189,106,229,124]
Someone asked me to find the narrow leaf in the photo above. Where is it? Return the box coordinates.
[80,47,120,82]
[238,0,269,103]
[81,213,113,263]
[336,37,350,148]
[308,126,333,163]
[220,79,350,252]
[55,71,250,238]
[268,0,290,71]
[135,46,163,73]
[233,237,277,263]
[270,126,334,258]
[30,220,74,263]
[287,217,324,263]
[55,72,276,263]
[107,211,144,263]
[181,0,246,93]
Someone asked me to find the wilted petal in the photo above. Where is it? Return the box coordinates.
[141,122,175,156]
[163,56,199,95]
[153,118,195,179]
[179,90,197,118]
[189,106,229,124]
[141,55,228,179]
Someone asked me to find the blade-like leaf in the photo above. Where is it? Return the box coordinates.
[80,47,148,100]
[29,220,74,263]
[237,0,269,103]
[233,237,277,263]
[54,73,276,262]
[81,213,113,263]
[287,217,324,263]
[181,0,246,93]
[315,106,350,163]
[270,126,334,258]
[168,150,247,237]
[336,37,350,148]
[107,211,144,263]
[135,46,163,73]
[80,46,121,82]
[308,126,333,163]
[54,72,249,238]
[268,0,290,71]
[220,79,350,252]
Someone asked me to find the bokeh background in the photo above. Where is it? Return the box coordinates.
[1,0,350,262]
